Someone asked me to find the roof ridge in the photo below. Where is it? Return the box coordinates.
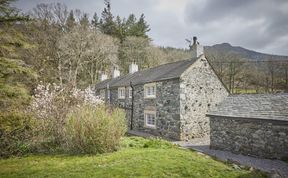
[131,58,195,74]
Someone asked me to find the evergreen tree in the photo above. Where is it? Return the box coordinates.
[115,15,125,42]
[100,0,116,36]
[136,14,150,38]
[91,12,99,29]
[66,10,76,30]
[125,14,137,36]
[80,13,89,28]
[0,0,29,23]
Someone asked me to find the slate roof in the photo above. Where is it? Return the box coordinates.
[207,94,288,121]
[95,58,197,89]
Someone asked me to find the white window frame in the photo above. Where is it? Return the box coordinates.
[128,87,132,98]
[118,87,125,99]
[144,110,156,128]
[100,89,105,99]
[144,83,156,98]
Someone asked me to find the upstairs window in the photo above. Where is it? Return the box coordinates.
[144,83,156,98]
[144,110,156,128]
[100,89,105,99]
[118,87,125,99]
[128,87,132,98]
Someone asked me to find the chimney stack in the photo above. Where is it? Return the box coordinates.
[129,62,138,74]
[100,73,108,81]
[191,36,204,58]
[112,67,120,78]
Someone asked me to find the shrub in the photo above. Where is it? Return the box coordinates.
[29,84,103,153]
[63,105,127,154]
[0,111,34,158]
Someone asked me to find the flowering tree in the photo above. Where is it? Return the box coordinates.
[29,83,103,148]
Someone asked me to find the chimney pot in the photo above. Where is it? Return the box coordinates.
[129,62,138,74]
[113,67,120,78]
[100,73,108,81]
[191,36,204,58]
[193,36,197,45]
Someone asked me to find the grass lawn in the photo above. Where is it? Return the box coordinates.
[234,88,258,94]
[0,137,266,178]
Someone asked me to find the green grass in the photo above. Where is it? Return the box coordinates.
[0,137,266,178]
[234,88,258,94]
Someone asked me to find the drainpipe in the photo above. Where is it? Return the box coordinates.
[106,83,110,105]
[130,81,134,130]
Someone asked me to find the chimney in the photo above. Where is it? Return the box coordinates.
[112,67,120,78]
[191,36,204,58]
[129,62,138,74]
[100,73,108,81]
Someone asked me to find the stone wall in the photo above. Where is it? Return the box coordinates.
[96,87,132,129]
[132,79,181,140]
[96,79,181,140]
[210,116,288,159]
[179,56,229,140]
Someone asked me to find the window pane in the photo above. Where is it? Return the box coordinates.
[146,113,155,126]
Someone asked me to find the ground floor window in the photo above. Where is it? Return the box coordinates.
[144,110,156,128]
[100,89,105,99]
[118,87,125,99]
[128,87,132,98]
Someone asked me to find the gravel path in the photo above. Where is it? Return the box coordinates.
[174,137,288,177]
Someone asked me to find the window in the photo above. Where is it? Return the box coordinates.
[118,87,125,99]
[144,110,156,128]
[100,90,105,99]
[128,87,132,98]
[144,83,156,98]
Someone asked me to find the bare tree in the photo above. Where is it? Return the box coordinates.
[206,51,244,93]
[57,26,118,87]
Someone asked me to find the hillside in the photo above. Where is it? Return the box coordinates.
[205,43,288,61]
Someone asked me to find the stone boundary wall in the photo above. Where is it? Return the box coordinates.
[210,116,288,159]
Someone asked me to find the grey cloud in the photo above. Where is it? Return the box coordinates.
[13,0,288,55]
[184,0,288,54]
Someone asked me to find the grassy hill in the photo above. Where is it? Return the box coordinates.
[0,137,266,178]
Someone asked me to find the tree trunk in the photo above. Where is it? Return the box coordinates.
[285,67,288,92]
[229,62,232,93]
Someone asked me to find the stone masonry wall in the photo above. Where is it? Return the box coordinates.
[110,87,132,129]
[210,116,288,159]
[179,56,229,140]
[96,78,181,140]
[96,87,132,129]
[133,79,181,140]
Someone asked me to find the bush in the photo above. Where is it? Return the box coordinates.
[29,84,104,153]
[0,111,33,158]
[63,105,127,154]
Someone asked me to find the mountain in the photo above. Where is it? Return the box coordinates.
[205,43,288,61]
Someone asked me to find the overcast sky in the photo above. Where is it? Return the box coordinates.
[14,0,288,55]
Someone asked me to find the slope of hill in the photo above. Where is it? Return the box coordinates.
[205,43,288,61]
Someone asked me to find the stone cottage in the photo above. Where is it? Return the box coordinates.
[207,94,288,159]
[95,37,229,141]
